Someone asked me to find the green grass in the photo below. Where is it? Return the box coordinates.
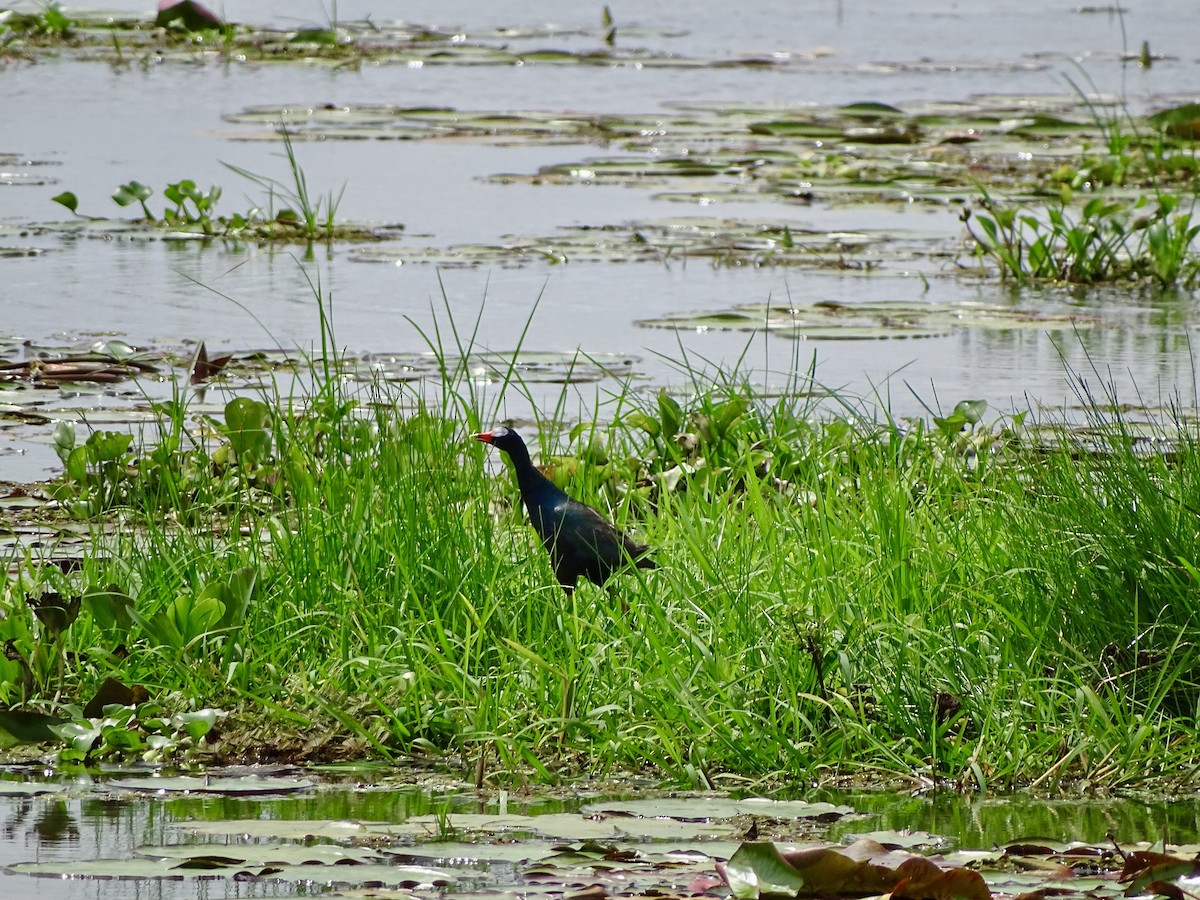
[5,300,1200,791]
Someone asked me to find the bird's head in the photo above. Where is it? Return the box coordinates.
[474,425,525,454]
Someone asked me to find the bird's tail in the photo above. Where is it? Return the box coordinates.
[635,556,657,570]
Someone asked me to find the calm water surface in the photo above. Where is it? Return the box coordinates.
[1,2,1197,463]
[3,772,1200,900]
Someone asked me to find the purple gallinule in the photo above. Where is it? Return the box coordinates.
[476,426,655,594]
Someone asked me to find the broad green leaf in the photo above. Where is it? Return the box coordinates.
[211,566,257,631]
[223,398,272,464]
[83,586,135,634]
[86,430,133,462]
[112,181,153,206]
[954,399,987,425]
[721,842,810,899]
[51,191,79,213]
[178,709,218,740]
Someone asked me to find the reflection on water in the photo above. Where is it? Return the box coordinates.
[0,773,575,900]
[3,772,1200,900]
[820,790,1200,848]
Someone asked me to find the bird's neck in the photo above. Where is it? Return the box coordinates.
[507,442,565,505]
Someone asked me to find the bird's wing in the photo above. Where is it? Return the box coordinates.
[560,500,644,565]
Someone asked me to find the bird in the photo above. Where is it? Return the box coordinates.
[475,426,656,595]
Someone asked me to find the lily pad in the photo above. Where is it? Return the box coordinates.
[8,855,471,887]
[107,774,315,795]
[179,818,387,840]
[0,779,71,796]
[402,812,738,841]
[581,798,852,821]
[636,300,1101,340]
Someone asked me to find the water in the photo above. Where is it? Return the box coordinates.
[3,770,1199,900]
[3,3,1197,478]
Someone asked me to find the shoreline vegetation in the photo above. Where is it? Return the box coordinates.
[2,5,1199,794]
[3,299,1199,794]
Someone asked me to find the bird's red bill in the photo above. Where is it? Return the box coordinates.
[474,431,495,443]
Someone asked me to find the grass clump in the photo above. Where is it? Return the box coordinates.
[4,305,1200,791]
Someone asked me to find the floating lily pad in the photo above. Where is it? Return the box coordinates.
[402,812,738,841]
[356,350,641,385]
[8,855,470,886]
[351,217,897,269]
[144,842,386,866]
[107,774,315,794]
[580,798,853,821]
[180,818,386,840]
[636,300,1102,340]
[182,812,737,842]
[0,779,71,796]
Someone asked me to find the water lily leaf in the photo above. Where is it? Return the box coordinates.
[107,775,315,794]
[748,121,847,138]
[721,841,943,900]
[0,779,70,795]
[7,856,466,886]
[636,300,1099,340]
[180,818,391,839]
[147,842,384,866]
[400,812,735,841]
[845,830,947,849]
[840,101,906,117]
[719,842,812,899]
[582,798,852,821]
[890,856,991,900]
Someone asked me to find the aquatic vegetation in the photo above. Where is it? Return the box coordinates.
[967,95,1200,287]
[0,4,72,40]
[52,702,221,765]
[1,771,1199,898]
[968,188,1200,287]
[49,130,367,244]
[0,6,769,68]
[634,299,1100,339]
